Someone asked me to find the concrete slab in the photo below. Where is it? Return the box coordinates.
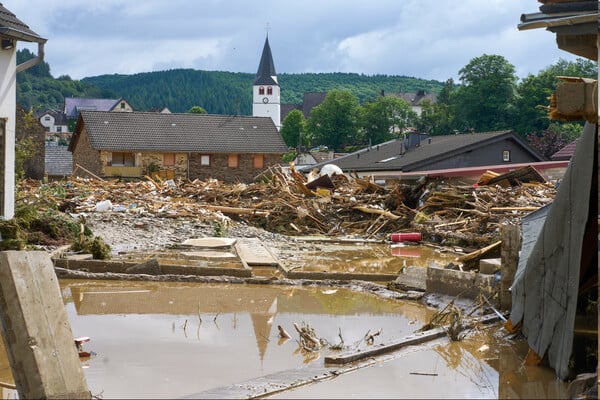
[66,253,93,261]
[0,251,90,399]
[426,265,496,300]
[181,237,237,248]
[391,266,427,291]
[181,251,238,260]
[235,238,279,266]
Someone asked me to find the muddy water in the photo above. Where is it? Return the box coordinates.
[58,279,439,398]
[277,242,457,274]
[0,277,570,399]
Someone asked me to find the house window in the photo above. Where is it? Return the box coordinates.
[111,152,135,166]
[56,126,62,133]
[502,150,510,162]
[120,102,126,109]
[258,87,265,95]
[228,154,239,168]
[163,153,176,166]
[253,154,264,169]
[267,87,273,95]
[200,155,211,166]
[44,116,51,121]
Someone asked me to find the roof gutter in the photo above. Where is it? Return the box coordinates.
[0,26,48,73]
[518,13,597,31]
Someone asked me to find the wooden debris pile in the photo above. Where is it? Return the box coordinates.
[17,164,558,248]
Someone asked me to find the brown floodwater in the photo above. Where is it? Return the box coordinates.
[0,278,571,399]
[277,242,458,274]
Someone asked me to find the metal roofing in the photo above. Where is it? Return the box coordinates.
[72,111,288,154]
[64,98,124,119]
[0,3,46,43]
[301,131,544,173]
[45,145,73,176]
[254,36,278,86]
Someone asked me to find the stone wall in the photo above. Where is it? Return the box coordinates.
[72,129,103,179]
[189,153,282,182]
[140,153,187,178]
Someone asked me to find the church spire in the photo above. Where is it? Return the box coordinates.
[254,36,278,86]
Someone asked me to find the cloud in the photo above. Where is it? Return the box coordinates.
[8,0,587,81]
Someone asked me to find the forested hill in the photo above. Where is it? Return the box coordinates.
[15,49,443,114]
[82,69,444,115]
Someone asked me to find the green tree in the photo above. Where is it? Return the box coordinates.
[306,90,361,151]
[188,105,207,114]
[453,54,517,132]
[361,96,416,144]
[513,58,597,136]
[280,109,307,148]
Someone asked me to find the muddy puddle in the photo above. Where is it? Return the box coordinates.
[277,242,458,274]
[0,278,571,399]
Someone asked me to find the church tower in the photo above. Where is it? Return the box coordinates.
[252,35,281,129]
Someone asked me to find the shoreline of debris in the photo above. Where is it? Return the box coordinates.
[16,164,558,256]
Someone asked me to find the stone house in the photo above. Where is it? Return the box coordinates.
[68,110,287,183]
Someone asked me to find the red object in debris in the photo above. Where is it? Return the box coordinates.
[75,336,91,358]
[390,232,422,243]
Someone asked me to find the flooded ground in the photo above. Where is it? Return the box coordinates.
[275,241,458,274]
[0,278,571,399]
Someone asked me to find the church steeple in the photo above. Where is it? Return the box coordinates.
[253,34,281,129]
[254,36,278,86]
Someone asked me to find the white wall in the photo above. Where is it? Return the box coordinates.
[0,46,16,219]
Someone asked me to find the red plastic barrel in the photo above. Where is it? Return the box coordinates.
[390,232,422,242]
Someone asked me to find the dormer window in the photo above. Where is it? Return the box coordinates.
[267,87,273,95]
[258,87,265,95]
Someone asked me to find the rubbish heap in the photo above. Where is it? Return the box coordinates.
[17,164,557,250]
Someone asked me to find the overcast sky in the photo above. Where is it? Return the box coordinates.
[9,0,581,83]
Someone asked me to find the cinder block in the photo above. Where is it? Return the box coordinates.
[479,258,501,275]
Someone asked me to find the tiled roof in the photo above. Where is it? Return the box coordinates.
[551,139,578,160]
[45,145,73,176]
[300,131,543,172]
[0,4,45,43]
[64,97,122,119]
[73,111,287,154]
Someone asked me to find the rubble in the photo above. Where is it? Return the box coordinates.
[16,165,558,250]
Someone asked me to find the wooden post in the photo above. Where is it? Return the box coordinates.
[0,251,90,399]
[500,224,521,311]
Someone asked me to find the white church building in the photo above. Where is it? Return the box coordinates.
[252,36,281,130]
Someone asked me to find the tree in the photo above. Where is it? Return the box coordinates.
[306,90,360,151]
[525,122,581,159]
[452,54,517,132]
[361,96,416,144]
[513,58,597,136]
[188,105,207,114]
[280,109,307,148]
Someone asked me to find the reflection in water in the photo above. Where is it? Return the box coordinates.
[277,243,457,274]
[0,279,572,399]
[58,279,436,398]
